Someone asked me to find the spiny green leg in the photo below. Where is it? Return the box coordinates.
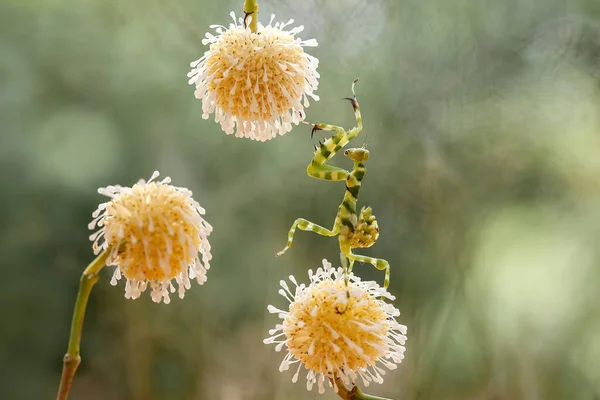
[275,218,341,257]
[307,122,351,182]
[346,252,391,289]
[305,79,363,181]
[345,78,363,133]
[307,159,350,182]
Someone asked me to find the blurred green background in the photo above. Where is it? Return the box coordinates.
[3,0,600,398]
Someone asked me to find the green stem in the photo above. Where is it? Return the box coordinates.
[353,386,393,400]
[243,0,259,32]
[333,376,393,400]
[56,247,112,400]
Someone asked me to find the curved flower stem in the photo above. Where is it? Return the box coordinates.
[352,386,393,400]
[243,0,259,32]
[56,247,112,400]
[334,376,393,400]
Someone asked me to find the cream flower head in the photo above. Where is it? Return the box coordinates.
[187,12,320,141]
[264,259,407,394]
[88,171,213,304]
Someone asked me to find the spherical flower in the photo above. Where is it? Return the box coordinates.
[264,259,407,394]
[88,171,213,304]
[187,12,320,141]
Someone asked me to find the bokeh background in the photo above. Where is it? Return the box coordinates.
[3,0,600,398]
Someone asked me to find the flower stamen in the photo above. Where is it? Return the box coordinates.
[89,171,212,303]
[264,259,407,392]
[188,12,320,141]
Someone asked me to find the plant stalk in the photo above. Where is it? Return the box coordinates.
[56,247,112,400]
[334,375,393,400]
[243,0,259,32]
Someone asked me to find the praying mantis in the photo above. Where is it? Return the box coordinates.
[276,80,390,289]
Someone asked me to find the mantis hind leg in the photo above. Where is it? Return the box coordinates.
[276,218,340,257]
[346,252,390,289]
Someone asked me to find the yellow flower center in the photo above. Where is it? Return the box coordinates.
[103,182,201,282]
[205,26,307,121]
[283,280,389,373]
